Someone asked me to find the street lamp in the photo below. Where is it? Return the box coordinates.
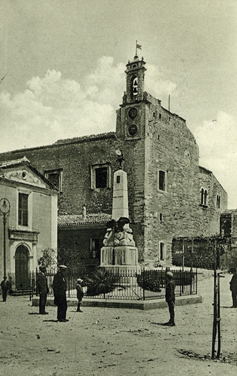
[0,198,10,278]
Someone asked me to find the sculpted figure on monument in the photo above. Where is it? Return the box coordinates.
[103,217,135,247]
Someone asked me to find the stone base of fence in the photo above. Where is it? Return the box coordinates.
[32,294,202,310]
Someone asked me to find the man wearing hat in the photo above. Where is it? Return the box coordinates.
[53,265,68,322]
[164,271,176,326]
[1,276,10,302]
[36,266,49,314]
[76,278,84,312]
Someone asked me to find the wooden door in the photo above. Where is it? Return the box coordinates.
[15,245,30,289]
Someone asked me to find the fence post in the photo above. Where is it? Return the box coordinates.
[196,268,198,294]
[190,268,192,295]
[35,268,38,296]
[29,271,32,301]
[143,268,145,300]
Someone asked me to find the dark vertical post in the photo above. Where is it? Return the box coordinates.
[190,238,194,295]
[212,239,217,359]
[217,272,221,358]
[3,213,6,278]
[0,199,10,279]
[143,268,145,301]
[182,238,185,272]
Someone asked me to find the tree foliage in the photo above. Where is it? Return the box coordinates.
[37,248,57,269]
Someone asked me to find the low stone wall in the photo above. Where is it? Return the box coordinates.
[32,294,202,311]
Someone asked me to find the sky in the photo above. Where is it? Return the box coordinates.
[0,0,237,208]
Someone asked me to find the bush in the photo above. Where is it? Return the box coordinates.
[84,267,120,296]
[137,270,193,291]
[137,270,162,292]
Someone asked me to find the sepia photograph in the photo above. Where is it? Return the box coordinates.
[0,1,236,375]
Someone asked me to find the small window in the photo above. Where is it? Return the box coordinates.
[90,238,100,259]
[131,76,138,99]
[159,113,161,119]
[160,213,163,222]
[18,193,28,226]
[158,170,166,191]
[91,164,111,190]
[200,188,208,206]
[95,167,107,188]
[45,169,63,192]
[160,242,165,261]
[217,195,220,208]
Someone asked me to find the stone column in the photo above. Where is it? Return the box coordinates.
[100,169,140,272]
[112,170,129,221]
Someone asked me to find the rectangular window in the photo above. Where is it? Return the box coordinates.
[91,164,111,190]
[217,195,220,208]
[95,167,107,188]
[90,238,100,259]
[158,170,166,191]
[45,169,63,192]
[18,193,28,226]
[160,242,165,261]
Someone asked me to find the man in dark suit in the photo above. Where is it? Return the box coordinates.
[230,267,237,308]
[1,277,10,302]
[36,266,49,314]
[53,265,68,322]
[164,271,176,326]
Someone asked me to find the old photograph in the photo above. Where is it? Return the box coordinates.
[0,1,236,375]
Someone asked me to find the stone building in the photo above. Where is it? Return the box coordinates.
[0,54,227,270]
[0,158,58,288]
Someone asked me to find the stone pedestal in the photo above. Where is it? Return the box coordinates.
[100,246,139,270]
[100,168,140,274]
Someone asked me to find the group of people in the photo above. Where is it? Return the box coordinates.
[37,266,176,324]
[2,266,237,324]
[36,264,84,322]
[36,265,237,325]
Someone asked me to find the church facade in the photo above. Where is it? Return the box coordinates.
[0,158,58,287]
[0,54,227,270]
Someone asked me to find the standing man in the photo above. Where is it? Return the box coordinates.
[53,265,68,322]
[36,266,49,314]
[164,271,176,326]
[1,276,10,302]
[229,267,237,308]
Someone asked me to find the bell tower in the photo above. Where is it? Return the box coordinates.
[116,53,147,140]
[125,55,146,103]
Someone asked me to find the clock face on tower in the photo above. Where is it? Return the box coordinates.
[128,124,138,136]
[128,107,137,119]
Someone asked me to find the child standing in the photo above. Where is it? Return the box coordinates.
[76,278,84,312]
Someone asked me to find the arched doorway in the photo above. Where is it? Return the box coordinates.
[15,245,30,289]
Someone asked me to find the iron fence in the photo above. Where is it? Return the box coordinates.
[6,268,197,301]
[39,267,197,301]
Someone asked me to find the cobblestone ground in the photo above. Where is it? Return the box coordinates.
[0,270,236,376]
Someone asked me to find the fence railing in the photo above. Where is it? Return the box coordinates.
[6,268,197,301]
[38,267,198,301]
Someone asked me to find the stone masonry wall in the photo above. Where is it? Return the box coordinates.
[142,98,200,265]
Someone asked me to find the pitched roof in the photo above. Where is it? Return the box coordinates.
[0,156,57,190]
